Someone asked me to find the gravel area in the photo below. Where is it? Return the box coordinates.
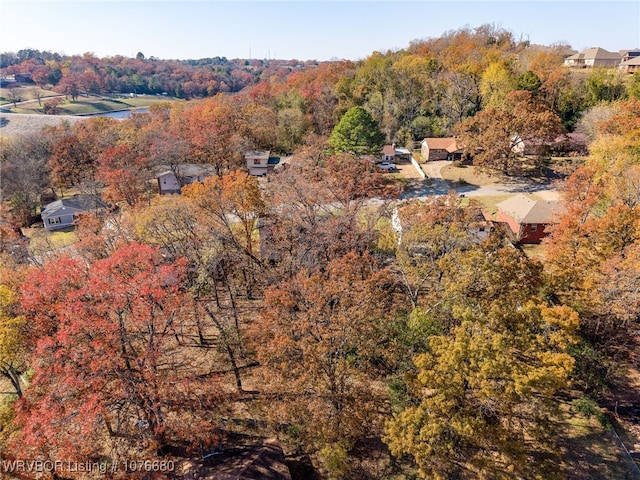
[0,113,85,138]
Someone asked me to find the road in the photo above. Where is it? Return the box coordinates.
[400,159,560,201]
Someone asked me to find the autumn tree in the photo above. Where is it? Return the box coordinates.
[544,100,640,391]
[96,144,153,206]
[183,170,266,266]
[457,90,564,175]
[15,244,231,463]
[385,304,579,479]
[479,61,517,108]
[0,283,27,398]
[261,145,397,280]
[0,133,54,227]
[48,134,95,192]
[393,194,484,309]
[251,252,399,449]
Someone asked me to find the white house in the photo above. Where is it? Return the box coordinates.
[246,150,280,176]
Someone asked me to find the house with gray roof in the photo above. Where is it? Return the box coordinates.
[495,194,565,244]
[563,47,622,68]
[155,164,215,195]
[41,194,109,231]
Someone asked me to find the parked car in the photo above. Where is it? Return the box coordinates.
[378,162,397,172]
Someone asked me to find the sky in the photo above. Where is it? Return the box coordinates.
[0,1,638,61]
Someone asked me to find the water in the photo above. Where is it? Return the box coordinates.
[84,108,149,119]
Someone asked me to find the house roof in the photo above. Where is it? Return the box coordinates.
[496,194,564,225]
[245,150,271,161]
[423,137,461,152]
[155,163,215,178]
[620,56,640,66]
[566,47,621,62]
[41,195,108,217]
[382,145,396,156]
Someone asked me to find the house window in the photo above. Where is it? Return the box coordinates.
[254,159,261,165]
[530,224,537,232]
[48,217,62,225]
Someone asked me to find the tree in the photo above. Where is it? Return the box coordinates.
[15,244,230,462]
[251,252,398,447]
[96,145,152,206]
[385,304,579,479]
[183,170,266,265]
[517,70,542,94]
[457,90,564,175]
[48,134,95,192]
[0,284,27,398]
[479,61,517,107]
[0,133,54,227]
[329,106,385,155]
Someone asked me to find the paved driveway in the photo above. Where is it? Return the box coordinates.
[401,160,561,200]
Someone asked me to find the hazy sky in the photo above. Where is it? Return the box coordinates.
[0,1,638,61]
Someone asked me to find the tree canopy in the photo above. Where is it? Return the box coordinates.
[329,106,385,154]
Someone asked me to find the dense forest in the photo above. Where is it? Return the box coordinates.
[1,25,639,479]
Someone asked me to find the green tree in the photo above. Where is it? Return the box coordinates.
[329,106,385,155]
[518,70,542,94]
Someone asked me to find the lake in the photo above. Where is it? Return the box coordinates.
[85,108,149,119]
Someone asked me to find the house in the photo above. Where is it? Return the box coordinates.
[619,49,640,63]
[421,137,463,161]
[41,194,108,231]
[246,150,280,176]
[394,147,412,162]
[156,164,214,195]
[563,47,621,68]
[14,73,34,84]
[522,132,589,156]
[391,199,493,245]
[619,55,640,74]
[495,194,564,244]
[381,144,396,162]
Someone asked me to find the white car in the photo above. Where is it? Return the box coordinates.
[378,162,397,172]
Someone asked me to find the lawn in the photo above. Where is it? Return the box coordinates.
[441,163,501,186]
[0,85,58,105]
[4,93,181,115]
[23,226,78,256]
[557,401,639,480]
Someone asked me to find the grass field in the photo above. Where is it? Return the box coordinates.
[0,85,59,104]
[2,91,181,116]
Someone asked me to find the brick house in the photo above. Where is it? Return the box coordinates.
[421,137,463,161]
[495,194,565,244]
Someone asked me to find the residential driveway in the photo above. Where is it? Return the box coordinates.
[422,160,450,179]
[396,162,424,179]
[401,159,561,200]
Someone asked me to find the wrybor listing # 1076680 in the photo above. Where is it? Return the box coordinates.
[0,458,175,475]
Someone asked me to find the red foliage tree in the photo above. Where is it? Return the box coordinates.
[16,244,228,464]
[96,145,152,206]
